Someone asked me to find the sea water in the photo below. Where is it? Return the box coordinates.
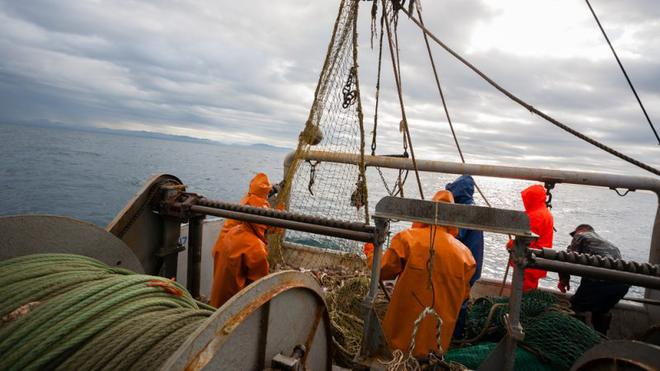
[1,123,655,295]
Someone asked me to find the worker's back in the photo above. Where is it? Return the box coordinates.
[381,224,475,356]
[209,223,269,308]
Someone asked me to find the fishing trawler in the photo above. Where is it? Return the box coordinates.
[1,0,659,370]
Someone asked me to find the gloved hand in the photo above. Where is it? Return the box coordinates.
[268,181,284,198]
[557,280,570,293]
[506,239,514,250]
[363,243,374,256]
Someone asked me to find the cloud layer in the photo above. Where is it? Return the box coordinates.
[0,0,658,174]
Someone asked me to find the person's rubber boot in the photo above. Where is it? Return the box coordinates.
[591,312,612,335]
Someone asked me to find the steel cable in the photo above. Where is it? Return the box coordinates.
[399,7,660,177]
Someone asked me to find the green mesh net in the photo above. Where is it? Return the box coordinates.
[445,343,554,371]
[463,290,561,341]
[449,290,602,370]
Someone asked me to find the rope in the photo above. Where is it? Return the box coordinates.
[382,0,426,199]
[0,254,212,371]
[414,2,495,208]
[352,0,370,223]
[399,7,660,177]
[584,0,659,145]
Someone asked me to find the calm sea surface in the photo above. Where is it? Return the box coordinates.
[1,123,656,294]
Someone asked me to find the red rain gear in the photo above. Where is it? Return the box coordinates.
[520,184,554,291]
[365,191,476,356]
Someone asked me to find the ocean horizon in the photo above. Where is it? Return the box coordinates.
[1,122,656,295]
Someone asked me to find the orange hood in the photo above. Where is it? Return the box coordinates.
[248,173,272,199]
[521,184,547,212]
[412,190,458,236]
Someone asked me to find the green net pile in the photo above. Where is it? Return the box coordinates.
[446,290,603,370]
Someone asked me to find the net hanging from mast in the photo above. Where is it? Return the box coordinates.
[275,0,368,256]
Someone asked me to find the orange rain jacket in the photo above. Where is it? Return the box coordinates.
[520,184,554,291]
[214,173,272,246]
[366,191,476,357]
[209,173,272,308]
[209,222,269,308]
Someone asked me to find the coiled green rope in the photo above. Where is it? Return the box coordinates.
[0,253,214,371]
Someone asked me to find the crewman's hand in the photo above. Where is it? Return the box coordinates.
[557,280,570,293]
[363,243,374,256]
[506,239,514,250]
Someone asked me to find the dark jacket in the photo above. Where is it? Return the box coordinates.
[446,175,484,285]
[560,231,622,284]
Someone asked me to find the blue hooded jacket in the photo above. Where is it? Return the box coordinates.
[446,175,484,286]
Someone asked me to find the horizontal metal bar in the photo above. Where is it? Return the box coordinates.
[197,198,374,233]
[374,196,534,237]
[528,257,660,290]
[190,205,375,243]
[285,150,660,192]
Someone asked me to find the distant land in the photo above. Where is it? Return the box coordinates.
[1,120,291,152]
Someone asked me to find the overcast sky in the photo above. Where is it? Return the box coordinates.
[1,0,658,175]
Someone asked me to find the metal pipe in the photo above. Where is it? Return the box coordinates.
[285,150,660,192]
[190,205,375,243]
[528,258,660,290]
[197,198,373,233]
[186,215,204,299]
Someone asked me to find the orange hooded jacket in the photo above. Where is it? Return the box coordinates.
[520,184,554,291]
[365,191,476,357]
[209,222,269,308]
[213,173,272,250]
[209,173,272,307]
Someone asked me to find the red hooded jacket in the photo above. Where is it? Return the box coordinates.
[520,184,554,290]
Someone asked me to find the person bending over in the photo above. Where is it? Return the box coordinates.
[558,224,630,334]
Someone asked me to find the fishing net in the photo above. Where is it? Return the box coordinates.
[444,343,554,371]
[309,265,388,368]
[462,290,563,341]
[271,0,368,264]
[448,290,603,370]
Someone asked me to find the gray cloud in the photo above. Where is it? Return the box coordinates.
[0,0,658,174]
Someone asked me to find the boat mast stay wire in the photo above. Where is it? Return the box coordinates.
[585,0,660,145]
[413,1,493,209]
[382,0,426,199]
[399,6,660,177]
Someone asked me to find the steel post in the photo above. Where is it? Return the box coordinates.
[648,194,660,321]
[359,217,389,358]
[187,215,204,299]
[160,216,181,278]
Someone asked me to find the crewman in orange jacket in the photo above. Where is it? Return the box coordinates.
[214,173,272,246]
[364,190,476,357]
[209,173,272,308]
[508,184,554,291]
[209,220,269,308]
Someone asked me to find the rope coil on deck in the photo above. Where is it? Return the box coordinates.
[0,254,213,371]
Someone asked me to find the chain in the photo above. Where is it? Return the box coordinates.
[306,160,320,196]
[341,66,358,109]
[544,181,555,209]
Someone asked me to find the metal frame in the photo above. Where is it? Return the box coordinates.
[284,150,660,317]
